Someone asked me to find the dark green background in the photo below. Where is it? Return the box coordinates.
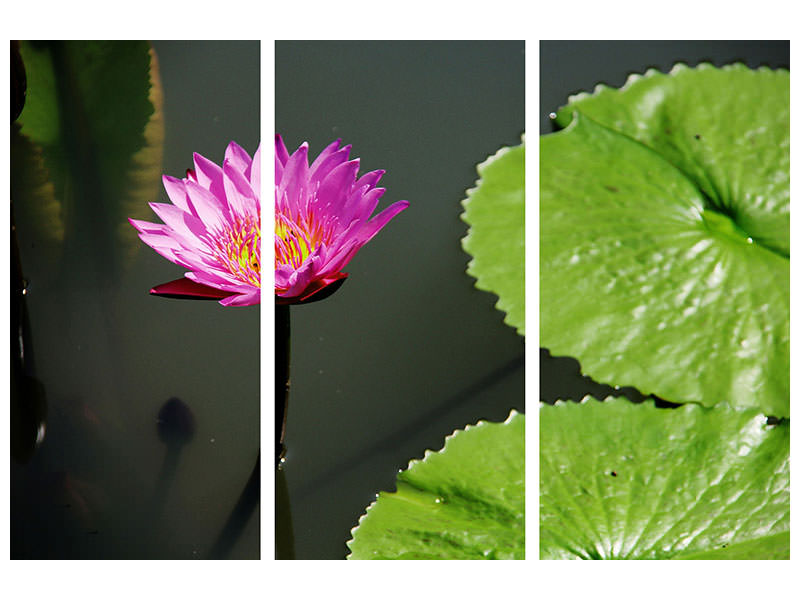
[276,40,525,559]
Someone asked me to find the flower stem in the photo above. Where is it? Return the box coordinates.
[275,302,295,558]
[275,303,290,467]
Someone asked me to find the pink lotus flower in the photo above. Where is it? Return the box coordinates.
[275,135,409,304]
[130,141,260,307]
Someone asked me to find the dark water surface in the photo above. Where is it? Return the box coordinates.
[11,40,260,559]
[539,40,789,404]
[276,41,525,559]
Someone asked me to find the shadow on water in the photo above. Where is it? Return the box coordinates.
[149,397,196,521]
[208,453,261,559]
[292,353,525,502]
[149,396,259,560]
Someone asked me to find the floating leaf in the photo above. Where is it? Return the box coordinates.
[540,65,788,416]
[347,411,524,559]
[461,140,525,335]
[554,64,789,257]
[540,397,789,560]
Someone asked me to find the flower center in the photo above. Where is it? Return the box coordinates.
[275,210,331,269]
[213,216,260,287]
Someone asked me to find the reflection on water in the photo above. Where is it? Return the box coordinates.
[10,40,260,559]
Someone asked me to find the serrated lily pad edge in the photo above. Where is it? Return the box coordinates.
[553,61,789,127]
[460,137,525,336]
[345,409,524,559]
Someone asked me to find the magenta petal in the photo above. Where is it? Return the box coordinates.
[276,273,348,305]
[275,135,290,165]
[149,277,229,300]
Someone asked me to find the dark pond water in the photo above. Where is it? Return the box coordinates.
[539,40,789,405]
[11,40,261,559]
[276,41,525,559]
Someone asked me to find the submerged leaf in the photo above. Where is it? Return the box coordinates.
[540,397,789,560]
[15,41,164,278]
[347,411,524,559]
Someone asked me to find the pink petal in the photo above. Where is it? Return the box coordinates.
[273,137,408,305]
[162,175,192,212]
[185,180,230,230]
[309,138,343,175]
[337,186,386,233]
[320,238,361,275]
[275,135,289,182]
[219,289,260,307]
[316,159,360,210]
[147,202,210,245]
[277,142,309,205]
[355,169,385,189]
[225,141,252,174]
[129,217,165,235]
[223,159,258,220]
[250,144,261,196]
[309,146,352,187]
[192,153,225,199]
[357,200,410,244]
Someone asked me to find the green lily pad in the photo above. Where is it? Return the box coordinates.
[540,397,789,560]
[554,64,789,257]
[346,411,525,559]
[461,140,525,335]
[540,65,788,416]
